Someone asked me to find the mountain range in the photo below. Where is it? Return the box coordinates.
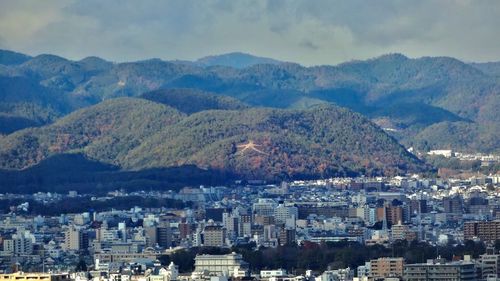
[0,49,498,192]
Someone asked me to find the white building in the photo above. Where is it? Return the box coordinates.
[261,269,287,278]
[194,253,249,277]
[274,204,298,225]
[427,150,454,158]
[253,199,277,216]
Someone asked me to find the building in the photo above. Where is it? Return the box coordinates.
[443,196,463,214]
[193,253,249,277]
[479,248,500,279]
[410,199,428,214]
[392,222,416,241]
[203,225,226,247]
[357,262,371,278]
[2,233,33,255]
[0,272,70,281]
[147,262,179,281]
[94,252,159,263]
[274,204,298,225]
[403,260,476,281]
[464,221,500,241]
[253,199,278,217]
[145,226,158,247]
[63,226,89,251]
[377,206,403,225]
[370,257,404,279]
[223,212,239,239]
[157,225,172,248]
[278,228,296,246]
[317,268,353,281]
[427,150,454,157]
[239,215,252,237]
[260,269,287,279]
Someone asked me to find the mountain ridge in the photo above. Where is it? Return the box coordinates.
[0,48,498,153]
[0,97,426,182]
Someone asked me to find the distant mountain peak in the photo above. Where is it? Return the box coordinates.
[195,52,283,69]
[374,53,409,62]
[78,56,113,71]
[79,56,109,63]
[0,49,32,65]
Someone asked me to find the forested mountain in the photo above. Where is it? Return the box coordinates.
[470,61,500,77]
[140,88,248,114]
[0,49,32,65]
[0,75,73,134]
[125,104,425,179]
[0,98,184,170]
[194,52,283,68]
[0,98,425,189]
[0,49,498,153]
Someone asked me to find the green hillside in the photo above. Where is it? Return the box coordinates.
[0,49,498,153]
[141,88,248,114]
[0,98,184,169]
[0,99,425,182]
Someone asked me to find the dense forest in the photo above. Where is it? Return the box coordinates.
[0,49,498,153]
[0,97,426,191]
[0,195,191,216]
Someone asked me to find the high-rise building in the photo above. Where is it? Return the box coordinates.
[404,260,476,281]
[239,215,252,237]
[253,199,277,217]
[2,233,33,255]
[274,204,298,225]
[157,224,172,248]
[63,226,89,251]
[443,195,464,214]
[391,222,416,241]
[370,257,404,279]
[223,212,239,239]
[464,221,500,241]
[377,206,403,225]
[145,226,158,247]
[179,222,193,240]
[410,199,428,214]
[118,222,127,242]
[278,228,296,246]
[203,225,226,247]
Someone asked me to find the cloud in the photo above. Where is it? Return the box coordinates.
[0,0,499,65]
[300,40,319,51]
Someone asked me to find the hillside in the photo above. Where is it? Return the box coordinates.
[140,88,249,114]
[0,98,184,169]
[0,75,73,134]
[470,62,500,77]
[0,99,425,183]
[0,49,32,65]
[125,105,424,179]
[0,153,224,194]
[195,52,282,68]
[0,49,498,153]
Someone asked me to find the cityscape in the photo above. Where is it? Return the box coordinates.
[0,1,499,281]
[2,172,500,281]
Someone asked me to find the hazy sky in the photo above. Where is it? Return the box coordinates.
[1,0,499,66]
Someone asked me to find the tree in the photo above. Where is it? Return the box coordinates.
[75,258,87,272]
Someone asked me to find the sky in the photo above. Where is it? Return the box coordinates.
[1,0,499,66]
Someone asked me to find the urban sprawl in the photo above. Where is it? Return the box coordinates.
[2,174,500,281]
